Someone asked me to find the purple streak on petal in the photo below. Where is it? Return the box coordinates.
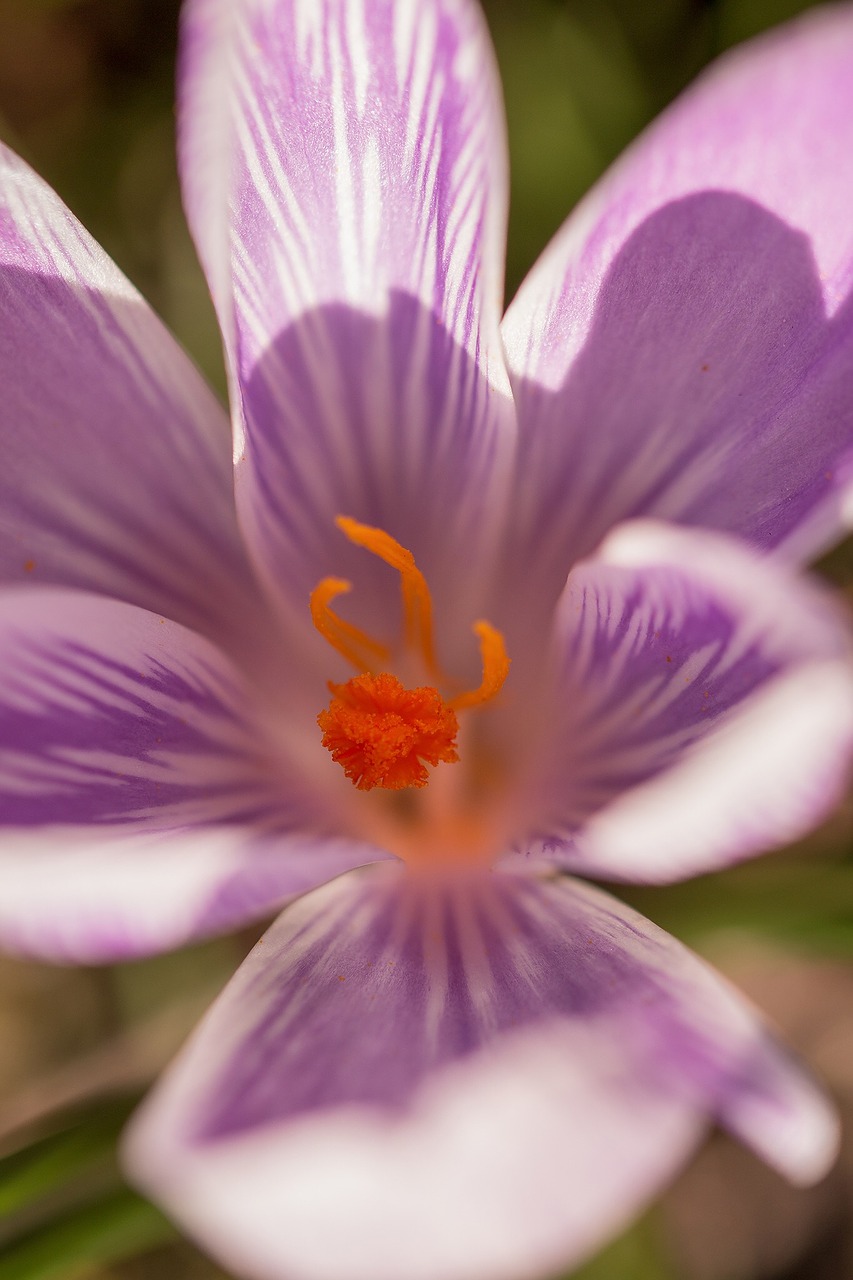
[186,868,828,1150]
[180,0,508,366]
[0,586,389,962]
[189,835,391,943]
[178,0,515,629]
[515,522,853,883]
[125,868,835,1280]
[0,589,279,829]
[503,8,853,574]
[0,145,264,646]
[238,298,511,654]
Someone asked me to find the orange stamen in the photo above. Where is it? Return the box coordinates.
[311,519,511,791]
[318,673,459,790]
[309,577,390,671]
[450,621,511,711]
[335,516,438,676]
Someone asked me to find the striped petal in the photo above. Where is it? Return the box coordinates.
[178,0,515,632]
[502,8,853,587]
[0,588,385,961]
[519,522,853,884]
[0,144,262,646]
[126,867,835,1280]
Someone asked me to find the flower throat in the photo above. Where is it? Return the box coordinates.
[310,517,509,791]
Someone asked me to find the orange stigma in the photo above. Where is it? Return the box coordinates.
[318,673,459,790]
[311,517,509,791]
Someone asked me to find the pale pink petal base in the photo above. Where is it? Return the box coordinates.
[126,867,836,1280]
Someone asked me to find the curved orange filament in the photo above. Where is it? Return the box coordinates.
[335,516,438,677]
[309,577,390,672]
[450,621,511,711]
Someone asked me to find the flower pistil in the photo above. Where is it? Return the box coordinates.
[311,517,509,791]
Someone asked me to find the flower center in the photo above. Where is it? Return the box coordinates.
[318,674,459,791]
[310,517,509,791]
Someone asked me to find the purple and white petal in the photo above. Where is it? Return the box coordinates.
[180,0,509,364]
[0,826,386,965]
[0,144,263,646]
[179,0,515,638]
[0,588,275,830]
[517,522,853,884]
[125,867,835,1280]
[502,7,853,583]
[0,588,387,961]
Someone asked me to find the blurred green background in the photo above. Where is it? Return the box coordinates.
[0,1,851,1278]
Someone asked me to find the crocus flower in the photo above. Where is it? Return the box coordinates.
[2,1,853,1277]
